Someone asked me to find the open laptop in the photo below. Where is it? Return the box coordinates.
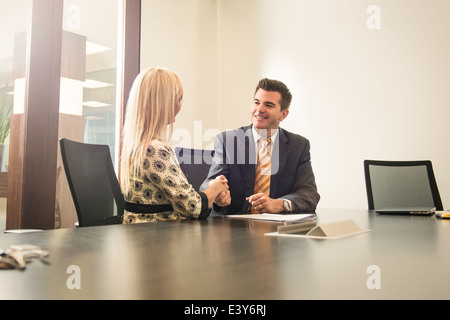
[375,207,436,216]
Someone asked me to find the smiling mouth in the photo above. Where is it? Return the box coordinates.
[254,115,268,120]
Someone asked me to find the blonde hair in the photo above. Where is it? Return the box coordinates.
[120,67,183,194]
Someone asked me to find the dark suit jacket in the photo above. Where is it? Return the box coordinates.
[200,125,320,215]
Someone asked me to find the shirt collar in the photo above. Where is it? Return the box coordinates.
[252,126,279,144]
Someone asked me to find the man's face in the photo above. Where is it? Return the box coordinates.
[251,88,289,135]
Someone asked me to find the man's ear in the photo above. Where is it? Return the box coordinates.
[280,109,289,122]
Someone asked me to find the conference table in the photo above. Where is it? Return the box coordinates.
[0,208,449,301]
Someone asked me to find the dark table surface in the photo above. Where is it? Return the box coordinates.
[1,208,449,300]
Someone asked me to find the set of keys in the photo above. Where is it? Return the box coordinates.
[0,244,49,270]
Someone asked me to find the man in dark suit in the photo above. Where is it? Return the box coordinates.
[200,78,320,214]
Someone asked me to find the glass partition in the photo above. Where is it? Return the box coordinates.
[61,0,120,164]
[56,0,121,228]
[0,0,32,230]
[0,0,32,173]
[1,0,137,230]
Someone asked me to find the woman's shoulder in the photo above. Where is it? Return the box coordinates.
[146,139,173,160]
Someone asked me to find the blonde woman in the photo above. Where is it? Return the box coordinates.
[120,67,228,223]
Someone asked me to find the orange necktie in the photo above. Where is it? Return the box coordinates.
[251,137,271,213]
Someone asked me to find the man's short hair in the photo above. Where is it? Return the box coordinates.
[255,78,292,111]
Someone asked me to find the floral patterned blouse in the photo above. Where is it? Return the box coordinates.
[123,139,209,223]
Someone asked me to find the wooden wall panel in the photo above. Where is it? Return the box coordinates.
[6,114,24,229]
[0,173,7,198]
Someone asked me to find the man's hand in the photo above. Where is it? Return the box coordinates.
[246,193,284,213]
[214,190,231,207]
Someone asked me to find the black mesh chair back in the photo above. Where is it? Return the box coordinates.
[174,147,214,191]
[364,160,443,210]
[60,138,124,227]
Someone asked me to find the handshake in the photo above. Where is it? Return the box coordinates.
[206,175,284,213]
[208,175,231,207]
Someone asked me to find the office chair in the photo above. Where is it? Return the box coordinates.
[174,147,214,191]
[60,138,124,227]
[364,160,443,210]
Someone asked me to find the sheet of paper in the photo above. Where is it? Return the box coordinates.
[227,213,316,222]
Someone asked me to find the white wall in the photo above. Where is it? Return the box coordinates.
[141,0,450,210]
[141,0,218,150]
